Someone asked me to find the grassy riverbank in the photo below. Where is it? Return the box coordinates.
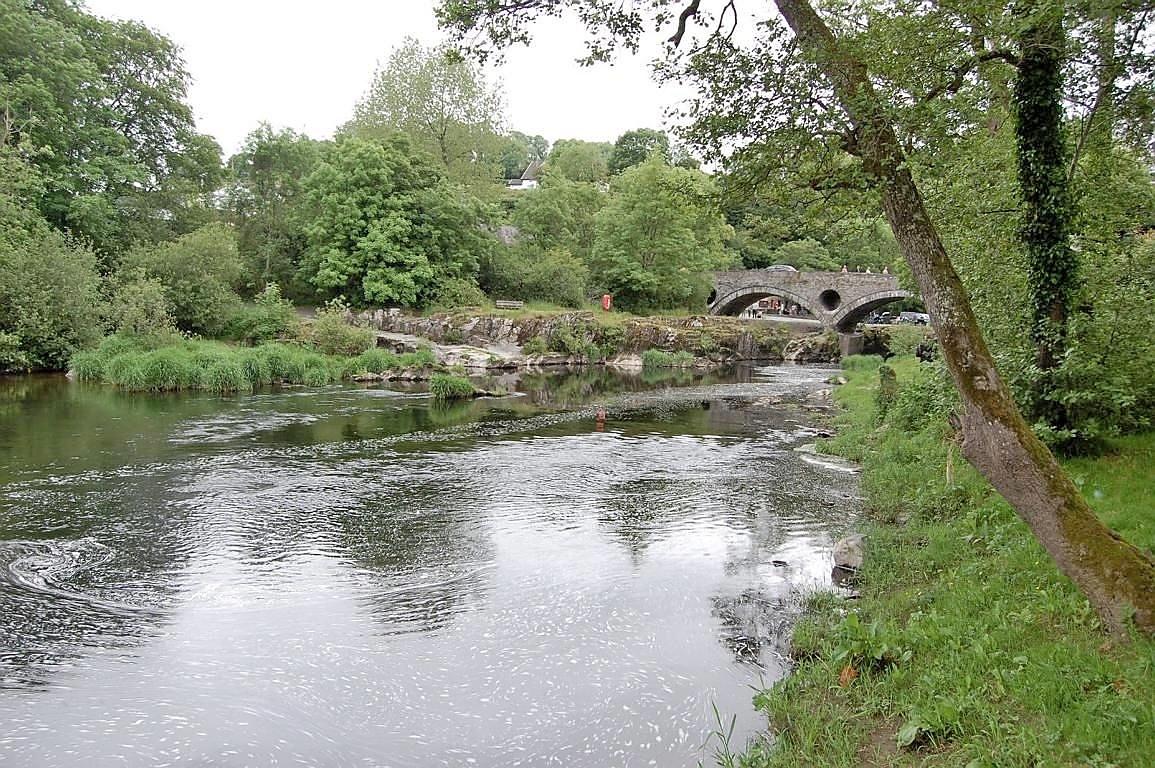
[71,336,438,393]
[744,356,1155,767]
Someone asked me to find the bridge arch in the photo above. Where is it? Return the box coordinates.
[708,284,820,319]
[830,289,911,331]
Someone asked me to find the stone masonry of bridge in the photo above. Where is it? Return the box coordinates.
[708,270,910,332]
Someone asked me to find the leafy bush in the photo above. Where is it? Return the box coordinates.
[888,362,959,431]
[885,325,930,357]
[0,210,104,370]
[548,326,601,358]
[642,349,696,368]
[481,245,589,307]
[522,335,548,355]
[429,373,474,401]
[120,223,245,336]
[0,331,31,372]
[430,277,488,309]
[227,283,299,344]
[304,302,375,356]
[830,612,912,673]
[107,272,179,342]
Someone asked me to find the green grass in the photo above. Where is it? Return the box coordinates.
[744,355,1155,767]
[70,336,440,393]
[641,348,696,368]
[429,373,474,401]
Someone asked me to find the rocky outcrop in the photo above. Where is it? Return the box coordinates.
[355,310,793,364]
[782,332,840,363]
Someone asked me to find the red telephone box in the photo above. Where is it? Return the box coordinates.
[601,294,613,311]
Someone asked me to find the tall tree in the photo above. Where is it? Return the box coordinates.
[226,124,323,294]
[437,0,1155,635]
[609,127,670,174]
[546,139,612,182]
[590,157,732,311]
[298,136,493,308]
[0,0,218,253]
[346,37,505,193]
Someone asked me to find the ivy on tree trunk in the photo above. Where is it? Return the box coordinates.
[1013,0,1078,432]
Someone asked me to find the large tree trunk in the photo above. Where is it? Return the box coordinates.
[773,0,1155,636]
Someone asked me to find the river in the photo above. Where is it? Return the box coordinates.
[0,365,859,768]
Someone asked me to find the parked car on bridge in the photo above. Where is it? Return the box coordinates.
[764,264,798,272]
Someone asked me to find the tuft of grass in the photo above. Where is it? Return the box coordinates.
[749,356,1155,767]
[641,348,696,368]
[429,373,474,401]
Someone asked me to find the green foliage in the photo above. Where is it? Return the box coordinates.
[298,136,493,307]
[883,324,930,357]
[521,335,548,355]
[510,176,606,260]
[0,0,220,253]
[842,354,884,371]
[429,373,474,401]
[547,326,601,358]
[830,612,912,672]
[107,272,177,341]
[546,139,612,183]
[771,238,839,271]
[497,130,548,179]
[749,358,1155,766]
[225,124,322,296]
[641,349,695,368]
[304,303,375,357]
[608,128,670,174]
[66,335,439,393]
[121,223,244,336]
[430,277,488,310]
[226,283,299,345]
[0,180,104,370]
[481,245,589,308]
[345,36,504,193]
[590,158,733,312]
[345,346,436,376]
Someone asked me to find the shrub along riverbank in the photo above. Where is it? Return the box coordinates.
[71,336,438,393]
[742,356,1155,767]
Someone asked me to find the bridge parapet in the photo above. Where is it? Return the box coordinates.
[708,270,909,331]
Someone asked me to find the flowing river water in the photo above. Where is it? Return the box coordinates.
[0,365,860,768]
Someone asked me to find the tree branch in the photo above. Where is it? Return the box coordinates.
[668,0,702,47]
[920,49,1020,103]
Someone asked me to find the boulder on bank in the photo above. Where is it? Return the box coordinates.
[833,533,865,571]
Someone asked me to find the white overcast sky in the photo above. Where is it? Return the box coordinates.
[84,0,684,156]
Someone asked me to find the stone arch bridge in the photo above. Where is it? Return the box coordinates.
[708,270,910,332]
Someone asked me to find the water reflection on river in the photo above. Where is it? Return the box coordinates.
[0,365,860,767]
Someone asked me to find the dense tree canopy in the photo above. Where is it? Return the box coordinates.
[225,124,324,296]
[298,136,493,308]
[608,128,670,174]
[591,158,732,311]
[0,0,221,254]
